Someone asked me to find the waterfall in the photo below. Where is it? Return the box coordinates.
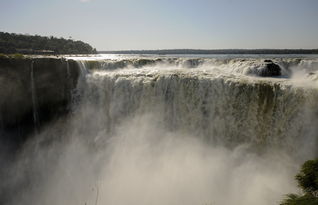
[2,55,318,205]
[66,59,71,80]
[30,60,39,134]
[73,58,318,154]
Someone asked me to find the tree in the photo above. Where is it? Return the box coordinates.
[281,159,318,205]
[0,32,97,54]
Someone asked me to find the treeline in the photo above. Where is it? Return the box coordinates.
[0,32,97,54]
[101,49,318,55]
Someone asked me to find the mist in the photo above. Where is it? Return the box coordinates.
[2,111,301,205]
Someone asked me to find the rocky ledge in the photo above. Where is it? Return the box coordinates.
[0,56,81,139]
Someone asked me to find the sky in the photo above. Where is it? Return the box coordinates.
[0,0,318,50]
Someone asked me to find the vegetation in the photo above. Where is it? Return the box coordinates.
[0,53,26,59]
[0,31,97,54]
[281,159,318,205]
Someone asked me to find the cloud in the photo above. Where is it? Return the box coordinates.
[80,0,92,2]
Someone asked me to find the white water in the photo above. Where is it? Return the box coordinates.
[5,55,318,205]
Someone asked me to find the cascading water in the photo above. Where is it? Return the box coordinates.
[30,60,39,134]
[1,55,318,205]
[74,56,318,150]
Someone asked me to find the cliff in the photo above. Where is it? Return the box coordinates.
[0,56,80,143]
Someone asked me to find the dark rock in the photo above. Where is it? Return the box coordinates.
[134,59,156,68]
[259,61,281,77]
[183,59,201,68]
[0,57,81,140]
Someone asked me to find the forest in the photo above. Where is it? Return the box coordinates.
[0,32,96,54]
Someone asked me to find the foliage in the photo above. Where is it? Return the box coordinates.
[0,31,97,54]
[280,159,318,205]
[12,53,25,59]
[0,53,27,59]
[281,194,318,205]
[296,159,318,196]
[0,53,7,58]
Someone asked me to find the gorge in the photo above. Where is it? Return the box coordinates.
[1,55,318,205]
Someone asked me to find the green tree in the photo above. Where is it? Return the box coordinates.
[0,31,97,54]
[281,159,318,205]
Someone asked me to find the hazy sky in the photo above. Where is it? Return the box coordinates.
[1,0,318,50]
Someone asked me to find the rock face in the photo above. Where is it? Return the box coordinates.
[0,57,80,136]
[259,60,281,77]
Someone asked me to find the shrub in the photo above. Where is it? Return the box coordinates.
[12,53,24,59]
[280,159,318,205]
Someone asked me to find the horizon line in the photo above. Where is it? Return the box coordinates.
[99,48,318,51]
[98,48,318,55]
